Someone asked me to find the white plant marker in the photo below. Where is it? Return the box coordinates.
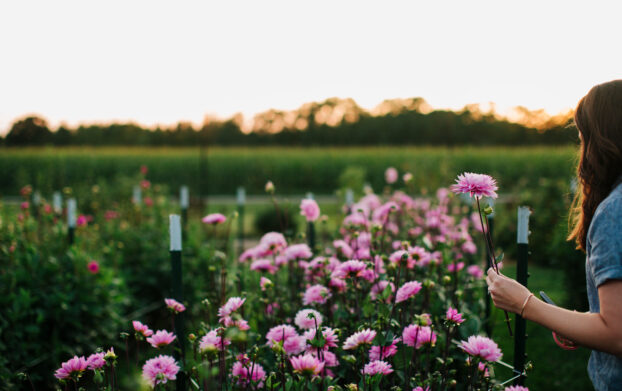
[67,198,77,228]
[180,186,189,209]
[169,214,182,252]
[517,206,531,244]
[53,192,62,214]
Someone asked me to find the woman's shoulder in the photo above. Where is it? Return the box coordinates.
[588,182,622,243]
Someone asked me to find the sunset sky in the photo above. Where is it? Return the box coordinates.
[0,0,620,134]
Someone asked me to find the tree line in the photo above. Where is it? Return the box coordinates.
[1,97,578,146]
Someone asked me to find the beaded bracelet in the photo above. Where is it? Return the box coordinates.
[520,293,534,317]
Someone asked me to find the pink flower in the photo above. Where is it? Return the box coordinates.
[265,181,275,193]
[231,360,267,387]
[385,167,398,184]
[333,240,353,258]
[76,215,88,227]
[413,387,431,391]
[20,201,29,210]
[362,360,393,376]
[260,232,288,253]
[369,338,400,360]
[147,330,177,348]
[164,298,186,313]
[87,260,99,274]
[284,244,313,261]
[295,309,322,330]
[140,179,151,189]
[142,355,179,387]
[343,329,376,350]
[467,264,484,279]
[395,281,422,303]
[369,280,395,302]
[447,262,465,273]
[221,316,250,331]
[266,325,306,355]
[218,297,245,318]
[202,213,226,225]
[332,260,367,279]
[459,335,503,362]
[478,361,490,377]
[250,258,278,274]
[303,327,339,349]
[86,352,106,370]
[140,165,148,175]
[144,197,154,207]
[300,199,320,222]
[290,353,325,376]
[54,356,88,380]
[446,307,465,324]
[133,320,154,337]
[303,284,332,305]
[104,210,119,221]
[199,330,231,353]
[389,250,415,268]
[450,172,498,199]
[402,325,437,349]
[462,240,477,254]
[403,172,413,183]
[260,277,272,291]
[504,386,528,391]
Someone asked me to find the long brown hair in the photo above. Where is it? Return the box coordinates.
[569,80,622,251]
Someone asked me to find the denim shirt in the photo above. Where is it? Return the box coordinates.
[585,178,622,391]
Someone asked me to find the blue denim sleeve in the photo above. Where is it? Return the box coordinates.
[588,197,622,288]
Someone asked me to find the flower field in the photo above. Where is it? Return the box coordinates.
[0,165,554,391]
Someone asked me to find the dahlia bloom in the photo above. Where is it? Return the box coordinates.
[140,179,151,189]
[300,199,321,222]
[413,387,431,391]
[362,360,393,376]
[76,215,88,227]
[504,386,528,391]
[284,244,313,261]
[303,284,332,305]
[199,330,231,353]
[303,327,339,349]
[447,261,465,273]
[221,316,250,331]
[333,240,353,258]
[369,338,400,360]
[142,355,180,387]
[467,264,484,279]
[250,259,278,274]
[133,320,154,337]
[446,307,465,324]
[450,172,498,199]
[290,353,325,376]
[266,325,306,355]
[218,297,246,319]
[54,356,88,380]
[260,276,273,291]
[332,260,367,279]
[459,335,502,362]
[86,352,106,370]
[202,213,226,225]
[260,232,288,253]
[395,281,422,303]
[343,329,376,350]
[369,280,395,302]
[164,298,186,313]
[385,167,398,184]
[87,260,100,274]
[231,360,267,387]
[389,250,415,269]
[295,309,323,330]
[402,325,437,349]
[146,330,177,348]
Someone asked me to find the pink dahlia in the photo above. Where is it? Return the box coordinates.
[467,264,484,279]
[504,386,529,391]
[284,244,313,261]
[87,260,100,274]
[259,232,288,253]
[76,215,88,227]
[370,280,395,302]
[459,335,502,362]
[295,309,323,330]
[54,356,88,380]
[218,297,246,319]
[303,327,339,349]
[362,360,393,376]
[142,355,180,387]
[450,172,498,199]
[199,330,231,353]
[300,199,320,222]
[343,329,376,350]
[250,258,278,274]
[303,284,332,305]
[395,281,422,303]
[369,338,400,361]
[202,213,226,225]
[389,250,415,269]
[446,307,465,324]
[231,360,267,387]
[260,277,273,291]
[266,325,305,355]
[447,262,465,273]
[86,352,106,370]
[164,298,186,313]
[332,260,368,279]
[147,330,177,348]
[133,320,154,337]
[413,387,431,391]
[402,325,437,349]
[221,316,250,331]
[333,240,353,258]
[385,167,398,184]
[290,353,325,376]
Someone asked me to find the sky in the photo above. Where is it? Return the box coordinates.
[1,0,621,134]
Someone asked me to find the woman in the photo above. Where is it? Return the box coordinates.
[486,80,622,391]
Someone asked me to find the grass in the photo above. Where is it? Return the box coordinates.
[490,262,592,390]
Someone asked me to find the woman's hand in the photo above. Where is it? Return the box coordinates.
[485,267,532,314]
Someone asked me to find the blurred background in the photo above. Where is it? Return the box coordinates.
[2,0,619,389]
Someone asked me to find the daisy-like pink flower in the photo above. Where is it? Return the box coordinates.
[164,298,186,313]
[199,330,231,353]
[395,281,422,303]
[284,244,313,261]
[362,360,393,376]
[446,307,465,324]
[250,258,278,274]
[54,356,88,380]
[231,360,267,387]
[221,316,250,331]
[332,260,368,279]
[133,320,154,337]
[459,335,503,362]
[402,325,437,349]
[343,329,376,350]
[76,215,88,227]
[218,297,246,319]
[303,327,339,349]
[447,261,465,273]
[266,325,306,355]
[478,361,490,377]
[385,167,398,184]
[260,232,288,253]
[87,260,100,274]
[389,250,415,269]
[450,172,498,200]
[295,309,323,330]
[369,338,401,361]
[146,330,177,348]
[467,264,484,279]
[333,240,353,258]
[504,387,528,391]
[86,352,106,370]
[300,199,320,222]
[369,280,395,302]
[260,277,273,291]
[413,387,431,391]
[290,353,325,376]
[202,213,226,225]
[303,284,332,305]
[142,355,180,387]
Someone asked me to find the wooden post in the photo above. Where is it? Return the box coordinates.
[514,206,531,386]
[67,198,76,245]
[236,187,246,256]
[169,215,186,391]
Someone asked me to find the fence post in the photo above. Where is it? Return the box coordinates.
[236,187,246,256]
[484,199,495,337]
[306,193,316,251]
[514,206,531,386]
[67,198,76,245]
[169,215,186,391]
